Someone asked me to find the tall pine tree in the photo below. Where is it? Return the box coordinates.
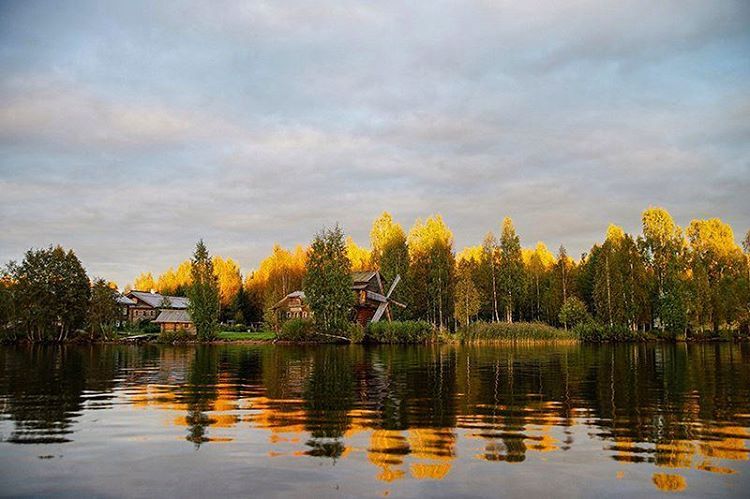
[188,240,220,341]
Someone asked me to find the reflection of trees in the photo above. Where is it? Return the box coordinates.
[0,345,119,444]
[303,347,354,458]
[1,342,749,491]
[182,346,219,448]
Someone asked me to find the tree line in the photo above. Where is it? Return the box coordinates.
[0,240,222,342]
[1,206,749,341]
[244,207,750,338]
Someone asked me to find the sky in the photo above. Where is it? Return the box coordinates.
[1,0,749,287]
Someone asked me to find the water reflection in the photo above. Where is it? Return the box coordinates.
[1,343,749,495]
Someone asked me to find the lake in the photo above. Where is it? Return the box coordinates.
[1,343,749,498]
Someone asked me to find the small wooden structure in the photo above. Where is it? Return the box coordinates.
[271,291,311,322]
[271,271,405,326]
[124,290,189,323]
[153,309,195,335]
[351,271,405,325]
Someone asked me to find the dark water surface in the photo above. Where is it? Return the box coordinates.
[1,343,749,498]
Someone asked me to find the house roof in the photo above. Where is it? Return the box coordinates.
[351,270,378,284]
[127,290,189,309]
[116,295,136,306]
[272,290,306,309]
[154,309,192,324]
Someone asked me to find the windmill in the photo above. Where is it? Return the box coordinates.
[370,274,406,323]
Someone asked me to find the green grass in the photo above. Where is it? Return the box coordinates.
[217,330,276,341]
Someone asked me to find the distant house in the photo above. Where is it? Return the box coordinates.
[271,291,311,322]
[115,294,136,326]
[124,290,190,323]
[271,271,405,326]
[153,309,195,335]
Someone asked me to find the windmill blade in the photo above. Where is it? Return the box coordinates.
[385,274,401,299]
[371,302,388,323]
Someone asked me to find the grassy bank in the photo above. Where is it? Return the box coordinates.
[217,331,276,341]
[459,321,576,342]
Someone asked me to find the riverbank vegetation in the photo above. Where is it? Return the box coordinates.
[2,206,749,343]
[459,321,576,342]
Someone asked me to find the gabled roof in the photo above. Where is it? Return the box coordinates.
[116,295,136,306]
[351,270,378,284]
[127,290,189,309]
[272,291,306,310]
[154,309,192,324]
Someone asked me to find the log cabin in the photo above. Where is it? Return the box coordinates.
[153,309,195,335]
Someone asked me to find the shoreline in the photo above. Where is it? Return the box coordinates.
[2,336,748,346]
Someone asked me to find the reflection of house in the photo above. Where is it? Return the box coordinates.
[153,309,195,335]
[124,290,189,323]
[271,271,405,326]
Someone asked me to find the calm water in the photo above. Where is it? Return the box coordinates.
[1,343,749,498]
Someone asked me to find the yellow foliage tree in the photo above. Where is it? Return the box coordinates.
[212,256,243,309]
[245,244,307,322]
[346,237,372,272]
[408,215,455,326]
[133,272,156,292]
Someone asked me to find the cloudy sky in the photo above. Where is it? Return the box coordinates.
[1,0,748,286]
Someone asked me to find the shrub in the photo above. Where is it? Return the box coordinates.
[347,322,365,343]
[278,318,316,341]
[460,321,574,342]
[573,320,643,342]
[158,328,193,343]
[140,320,161,334]
[366,320,435,344]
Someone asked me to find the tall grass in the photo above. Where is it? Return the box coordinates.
[366,320,435,344]
[459,321,576,342]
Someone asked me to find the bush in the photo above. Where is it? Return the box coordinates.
[158,328,193,343]
[140,320,161,334]
[573,320,643,342]
[347,322,365,343]
[278,318,316,341]
[459,321,574,342]
[366,320,435,344]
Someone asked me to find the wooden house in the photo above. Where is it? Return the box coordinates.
[271,271,405,326]
[115,294,136,327]
[271,291,311,323]
[124,290,190,323]
[153,309,195,335]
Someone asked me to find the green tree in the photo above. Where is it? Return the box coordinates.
[88,278,119,340]
[558,296,589,330]
[477,232,500,322]
[304,224,353,334]
[498,217,525,323]
[454,259,480,326]
[13,245,90,342]
[686,218,745,333]
[547,245,577,326]
[0,265,16,340]
[187,240,220,341]
[641,207,685,331]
